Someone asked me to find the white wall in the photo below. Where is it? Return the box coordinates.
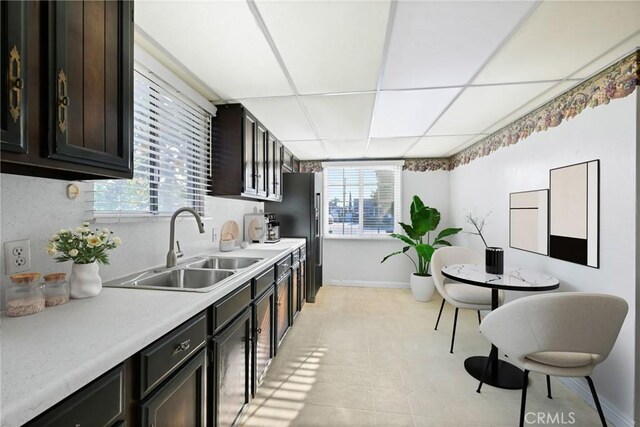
[0,174,262,284]
[323,170,452,286]
[449,94,637,423]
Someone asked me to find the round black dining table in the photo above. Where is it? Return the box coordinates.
[441,264,560,390]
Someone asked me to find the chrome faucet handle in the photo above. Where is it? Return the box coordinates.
[176,240,184,259]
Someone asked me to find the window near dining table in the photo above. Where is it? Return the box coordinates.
[323,161,403,238]
[92,70,211,218]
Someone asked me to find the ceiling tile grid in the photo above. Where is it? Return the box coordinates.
[135,0,640,161]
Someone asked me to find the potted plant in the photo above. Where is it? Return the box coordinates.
[382,196,461,301]
[48,222,122,298]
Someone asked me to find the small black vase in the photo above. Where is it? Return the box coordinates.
[485,247,504,274]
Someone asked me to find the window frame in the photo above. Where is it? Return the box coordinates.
[91,65,212,221]
[322,161,403,240]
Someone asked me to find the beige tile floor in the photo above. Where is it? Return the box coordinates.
[241,286,605,427]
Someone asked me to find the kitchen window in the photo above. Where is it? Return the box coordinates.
[323,161,403,238]
[92,69,211,218]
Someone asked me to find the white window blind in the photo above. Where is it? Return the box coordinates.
[323,161,402,238]
[92,70,211,218]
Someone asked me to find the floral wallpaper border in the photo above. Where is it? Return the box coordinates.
[300,49,638,174]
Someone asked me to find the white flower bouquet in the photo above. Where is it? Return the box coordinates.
[48,222,122,265]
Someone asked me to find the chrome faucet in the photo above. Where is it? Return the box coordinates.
[166,207,206,268]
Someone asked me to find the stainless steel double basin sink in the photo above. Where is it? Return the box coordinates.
[105,256,263,292]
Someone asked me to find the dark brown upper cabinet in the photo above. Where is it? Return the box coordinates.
[256,121,268,197]
[268,134,283,201]
[1,0,29,154]
[211,103,294,202]
[1,0,134,180]
[282,147,294,172]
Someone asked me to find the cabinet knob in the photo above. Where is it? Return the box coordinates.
[256,327,262,334]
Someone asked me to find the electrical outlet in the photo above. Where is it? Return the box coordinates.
[212,227,219,243]
[4,240,32,275]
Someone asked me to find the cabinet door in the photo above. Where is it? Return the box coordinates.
[212,308,251,427]
[266,133,276,198]
[0,0,28,153]
[274,140,283,199]
[300,260,306,308]
[253,288,274,396]
[291,266,299,319]
[256,122,268,197]
[243,111,257,194]
[141,349,207,427]
[49,0,133,173]
[276,274,291,346]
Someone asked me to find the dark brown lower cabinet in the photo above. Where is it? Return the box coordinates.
[140,349,207,427]
[253,287,274,396]
[26,364,125,427]
[212,308,252,427]
[276,271,291,348]
[300,258,307,309]
[291,263,300,320]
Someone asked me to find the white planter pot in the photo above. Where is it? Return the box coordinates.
[410,273,435,302]
[70,262,102,299]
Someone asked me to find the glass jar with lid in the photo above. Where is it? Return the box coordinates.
[43,273,69,307]
[6,273,45,317]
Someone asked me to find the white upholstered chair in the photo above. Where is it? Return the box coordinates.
[431,246,504,353]
[477,292,628,427]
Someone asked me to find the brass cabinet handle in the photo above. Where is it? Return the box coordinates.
[8,46,22,123]
[172,339,191,356]
[57,69,68,133]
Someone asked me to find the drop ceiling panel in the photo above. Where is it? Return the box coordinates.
[484,80,578,134]
[256,0,390,94]
[405,135,477,158]
[302,94,376,140]
[282,140,327,160]
[368,137,419,158]
[569,32,640,80]
[428,82,556,135]
[474,1,640,84]
[236,97,316,141]
[323,139,369,159]
[382,1,535,89]
[370,88,461,138]
[135,1,293,99]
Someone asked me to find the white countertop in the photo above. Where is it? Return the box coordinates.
[0,238,305,427]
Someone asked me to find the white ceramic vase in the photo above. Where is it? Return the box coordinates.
[410,273,435,302]
[70,262,102,299]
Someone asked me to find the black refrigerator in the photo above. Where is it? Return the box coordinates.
[265,173,322,303]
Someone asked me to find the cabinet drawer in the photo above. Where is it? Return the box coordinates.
[276,255,291,279]
[254,266,275,297]
[26,365,124,427]
[292,249,300,264]
[300,246,306,260]
[213,281,252,332]
[140,312,207,398]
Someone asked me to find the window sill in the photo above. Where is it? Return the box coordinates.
[323,234,396,241]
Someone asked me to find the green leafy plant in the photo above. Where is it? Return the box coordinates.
[381,196,461,276]
[47,222,122,265]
